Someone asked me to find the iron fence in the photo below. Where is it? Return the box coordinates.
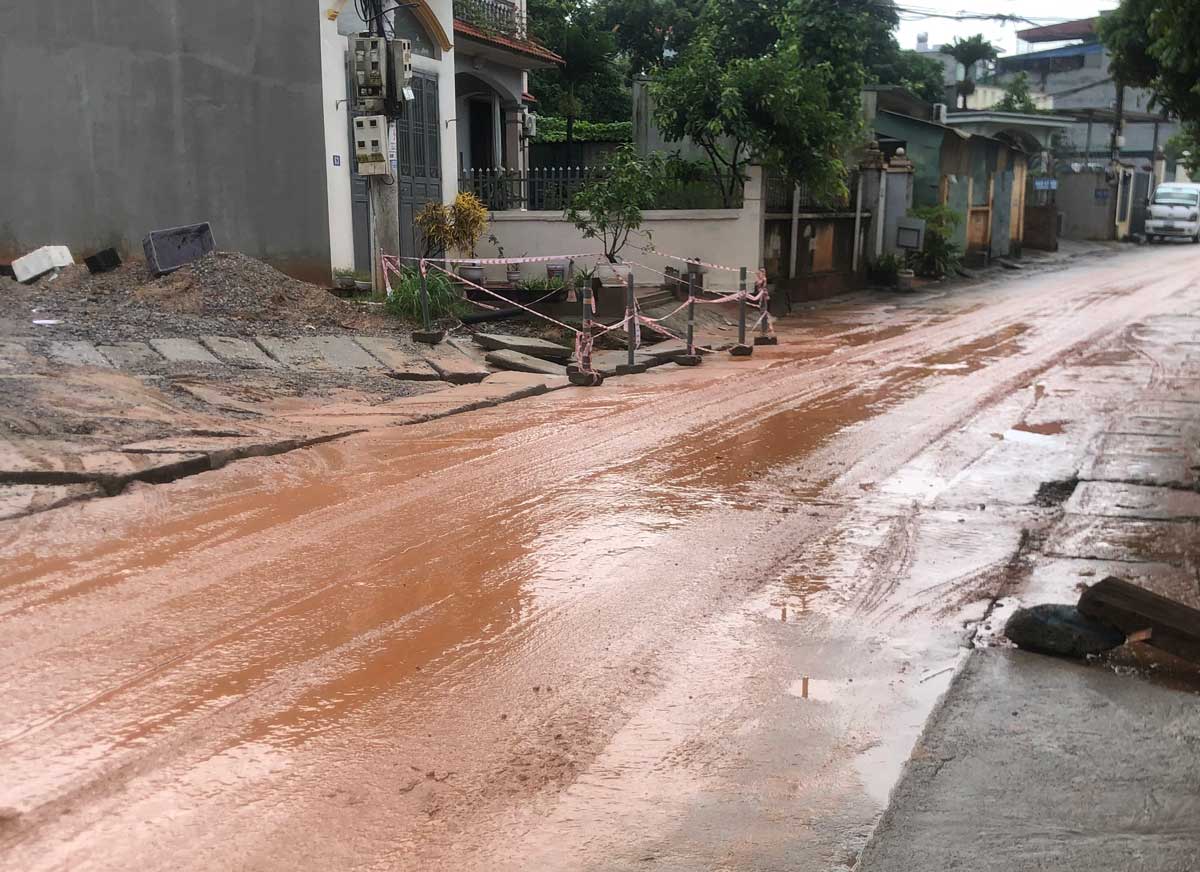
[765,171,860,213]
[460,166,593,212]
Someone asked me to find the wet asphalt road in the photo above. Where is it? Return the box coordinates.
[3,243,1200,871]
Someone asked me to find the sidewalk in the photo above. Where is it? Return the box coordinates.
[857,305,1200,870]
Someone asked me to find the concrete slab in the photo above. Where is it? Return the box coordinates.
[420,347,491,384]
[97,341,161,369]
[858,649,1200,872]
[0,482,104,520]
[353,336,440,380]
[312,335,381,370]
[254,336,325,368]
[472,332,573,361]
[47,341,111,368]
[201,335,280,369]
[1066,481,1200,522]
[484,349,568,376]
[148,338,220,365]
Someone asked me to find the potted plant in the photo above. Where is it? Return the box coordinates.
[414,192,490,285]
[488,231,524,285]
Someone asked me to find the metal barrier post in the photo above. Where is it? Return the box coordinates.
[569,277,604,386]
[616,270,647,375]
[676,271,702,366]
[412,261,445,345]
[731,266,753,356]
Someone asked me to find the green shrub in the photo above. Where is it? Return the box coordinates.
[384,267,466,321]
[907,205,963,279]
[868,253,904,286]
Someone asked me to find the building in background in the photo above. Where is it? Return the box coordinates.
[1,0,560,284]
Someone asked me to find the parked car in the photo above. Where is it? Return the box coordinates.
[1145,183,1200,243]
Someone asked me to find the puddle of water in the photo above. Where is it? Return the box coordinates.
[1013,420,1067,436]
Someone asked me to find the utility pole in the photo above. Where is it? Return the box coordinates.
[369,125,401,293]
[1110,81,1125,164]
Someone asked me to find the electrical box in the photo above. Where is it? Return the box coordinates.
[895,216,927,251]
[350,34,388,112]
[354,115,390,175]
[390,39,414,102]
[522,111,537,139]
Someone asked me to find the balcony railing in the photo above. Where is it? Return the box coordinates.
[454,0,526,39]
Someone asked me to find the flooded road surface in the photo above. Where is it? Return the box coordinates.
[4,244,1200,870]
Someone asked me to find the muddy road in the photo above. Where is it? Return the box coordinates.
[3,244,1200,870]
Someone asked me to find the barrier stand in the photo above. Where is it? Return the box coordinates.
[616,271,648,375]
[730,266,754,356]
[568,277,604,387]
[753,269,778,346]
[412,264,445,345]
[676,271,702,366]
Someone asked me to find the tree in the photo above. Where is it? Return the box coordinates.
[651,0,884,207]
[946,34,999,108]
[996,72,1040,113]
[565,145,667,262]
[883,50,949,104]
[1098,0,1200,122]
[602,0,706,78]
[1165,125,1200,175]
[527,0,629,130]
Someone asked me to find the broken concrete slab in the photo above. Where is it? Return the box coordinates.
[472,332,573,361]
[148,338,220,365]
[201,335,280,369]
[420,347,491,384]
[312,335,382,370]
[484,349,568,376]
[0,482,104,520]
[97,341,161,369]
[47,341,111,368]
[254,336,325,368]
[353,336,440,380]
[640,339,692,363]
[1066,481,1200,521]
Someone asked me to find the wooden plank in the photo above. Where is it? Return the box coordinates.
[1078,576,1200,664]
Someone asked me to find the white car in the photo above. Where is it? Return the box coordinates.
[1146,183,1200,243]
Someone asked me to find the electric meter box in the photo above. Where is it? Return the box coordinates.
[350,34,388,112]
[895,216,927,251]
[354,115,390,176]
[390,39,413,89]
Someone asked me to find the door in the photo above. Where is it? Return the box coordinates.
[396,73,443,259]
[992,170,1014,258]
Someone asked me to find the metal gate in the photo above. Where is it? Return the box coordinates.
[1129,170,1152,238]
[396,73,442,259]
[992,170,1014,258]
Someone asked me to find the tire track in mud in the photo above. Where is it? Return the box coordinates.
[2,248,1200,870]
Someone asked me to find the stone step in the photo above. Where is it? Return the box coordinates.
[484,348,568,376]
[254,336,325,368]
[312,335,381,369]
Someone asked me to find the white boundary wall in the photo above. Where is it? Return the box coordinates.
[476,167,765,286]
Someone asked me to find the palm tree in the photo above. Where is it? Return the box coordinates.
[947,34,999,109]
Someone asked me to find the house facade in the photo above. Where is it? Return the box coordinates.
[0,0,558,283]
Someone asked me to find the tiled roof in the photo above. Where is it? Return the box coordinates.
[453,20,563,65]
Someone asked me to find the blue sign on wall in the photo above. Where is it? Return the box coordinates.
[1095,187,1110,200]
[1033,178,1058,191]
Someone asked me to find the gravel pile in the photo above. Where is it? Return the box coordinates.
[0,251,392,343]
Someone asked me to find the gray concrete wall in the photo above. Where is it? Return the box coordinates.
[0,2,331,284]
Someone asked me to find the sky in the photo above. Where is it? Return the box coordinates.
[893,0,1120,57]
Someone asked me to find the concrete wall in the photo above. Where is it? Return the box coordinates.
[320,4,355,274]
[476,168,765,286]
[0,1,333,283]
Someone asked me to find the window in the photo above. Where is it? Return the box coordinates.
[1152,187,1200,207]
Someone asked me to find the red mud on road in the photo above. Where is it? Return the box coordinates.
[3,245,1200,870]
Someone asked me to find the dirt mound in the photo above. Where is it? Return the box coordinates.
[136,251,376,329]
